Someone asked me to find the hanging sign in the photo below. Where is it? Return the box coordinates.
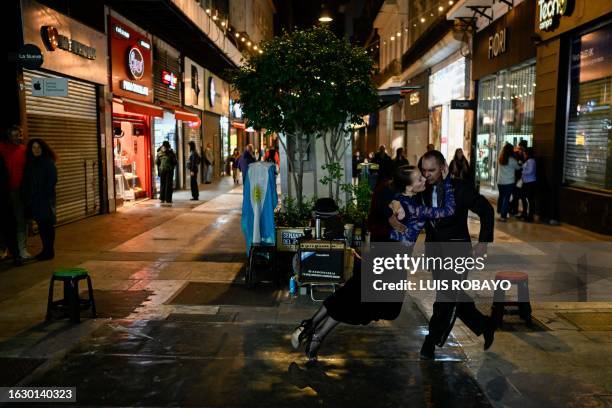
[451,99,476,110]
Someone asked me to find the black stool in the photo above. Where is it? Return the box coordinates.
[491,271,532,327]
[46,268,96,323]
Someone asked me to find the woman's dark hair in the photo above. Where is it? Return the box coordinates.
[189,141,196,152]
[453,148,466,162]
[162,140,171,149]
[27,138,57,162]
[525,147,534,159]
[498,143,514,165]
[393,165,417,193]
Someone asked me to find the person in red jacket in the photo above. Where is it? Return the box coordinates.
[0,125,30,265]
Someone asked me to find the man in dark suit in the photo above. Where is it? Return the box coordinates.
[417,150,496,359]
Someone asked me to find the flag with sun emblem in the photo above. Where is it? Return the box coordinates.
[241,161,278,253]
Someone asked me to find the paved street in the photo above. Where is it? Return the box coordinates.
[0,177,610,407]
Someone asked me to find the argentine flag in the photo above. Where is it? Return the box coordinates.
[241,161,278,253]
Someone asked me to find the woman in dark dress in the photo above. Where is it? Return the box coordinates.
[291,165,455,361]
[23,138,58,260]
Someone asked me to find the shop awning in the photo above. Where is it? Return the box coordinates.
[174,109,200,123]
[122,98,164,118]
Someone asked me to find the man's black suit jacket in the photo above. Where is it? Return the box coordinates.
[420,178,494,244]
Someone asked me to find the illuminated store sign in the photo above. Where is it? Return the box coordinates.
[114,25,130,39]
[128,47,145,80]
[41,25,96,60]
[121,80,149,96]
[208,76,216,107]
[162,70,178,90]
[488,28,506,59]
[538,0,573,31]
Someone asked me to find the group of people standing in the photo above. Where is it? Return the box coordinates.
[229,143,280,185]
[353,145,473,186]
[292,149,496,362]
[496,140,536,222]
[155,141,214,203]
[0,126,58,266]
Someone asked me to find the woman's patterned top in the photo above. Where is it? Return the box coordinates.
[389,176,456,243]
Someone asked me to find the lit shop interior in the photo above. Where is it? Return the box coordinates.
[476,62,536,188]
[112,99,152,206]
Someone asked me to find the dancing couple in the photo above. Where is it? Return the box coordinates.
[291,150,496,361]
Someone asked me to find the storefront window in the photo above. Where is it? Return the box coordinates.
[476,62,536,187]
[429,57,466,160]
[564,23,612,191]
[112,101,150,203]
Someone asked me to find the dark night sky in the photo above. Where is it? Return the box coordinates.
[273,0,381,45]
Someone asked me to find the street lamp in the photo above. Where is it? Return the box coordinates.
[319,4,333,23]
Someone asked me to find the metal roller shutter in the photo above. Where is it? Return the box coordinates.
[23,70,101,225]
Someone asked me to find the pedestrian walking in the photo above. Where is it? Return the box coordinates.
[23,138,57,260]
[203,143,214,184]
[187,141,201,201]
[230,148,241,184]
[417,150,495,360]
[497,143,521,222]
[156,141,177,204]
[519,147,536,222]
[449,148,471,180]
[0,125,30,265]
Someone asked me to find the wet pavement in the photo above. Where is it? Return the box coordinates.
[0,177,611,407]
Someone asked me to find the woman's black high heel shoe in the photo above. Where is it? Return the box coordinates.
[305,333,322,362]
[291,319,314,350]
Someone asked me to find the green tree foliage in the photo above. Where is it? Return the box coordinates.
[230,27,378,206]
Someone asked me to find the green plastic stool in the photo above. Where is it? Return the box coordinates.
[46,268,96,323]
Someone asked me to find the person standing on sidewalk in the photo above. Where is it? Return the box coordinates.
[449,148,471,180]
[156,141,177,204]
[392,147,409,175]
[519,147,537,222]
[23,139,57,260]
[203,143,214,184]
[187,141,201,201]
[0,126,31,265]
[497,143,521,222]
[238,144,256,183]
[230,148,241,184]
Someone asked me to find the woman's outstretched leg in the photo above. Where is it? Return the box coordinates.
[291,305,330,350]
[306,315,340,361]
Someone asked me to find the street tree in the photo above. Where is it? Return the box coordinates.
[230,27,377,206]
